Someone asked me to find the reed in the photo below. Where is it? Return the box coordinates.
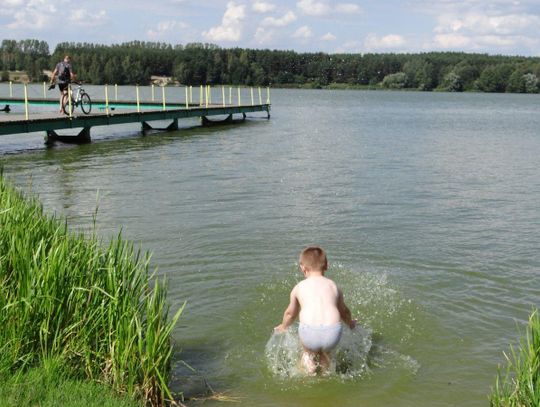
[0,173,183,406]
[491,309,540,407]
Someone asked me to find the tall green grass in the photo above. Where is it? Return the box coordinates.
[0,173,183,406]
[491,309,540,407]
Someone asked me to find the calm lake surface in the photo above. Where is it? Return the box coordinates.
[2,87,540,406]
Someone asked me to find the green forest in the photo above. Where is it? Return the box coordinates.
[2,38,540,93]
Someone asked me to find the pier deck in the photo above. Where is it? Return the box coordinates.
[0,97,271,143]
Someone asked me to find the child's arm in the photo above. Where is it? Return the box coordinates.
[337,289,356,329]
[274,285,300,332]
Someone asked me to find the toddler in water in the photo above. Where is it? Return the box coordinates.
[274,246,356,375]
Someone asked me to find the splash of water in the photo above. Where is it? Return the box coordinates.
[264,324,372,378]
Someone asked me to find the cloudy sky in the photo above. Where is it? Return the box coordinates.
[2,0,540,55]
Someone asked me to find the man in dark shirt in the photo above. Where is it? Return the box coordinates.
[50,55,76,113]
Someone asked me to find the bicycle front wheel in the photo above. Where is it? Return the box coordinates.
[80,92,92,114]
[61,93,74,115]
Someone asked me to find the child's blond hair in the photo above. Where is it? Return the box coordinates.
[299,246,328,272]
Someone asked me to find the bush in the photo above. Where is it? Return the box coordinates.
[440,72,463,92]
[382,72,407,89]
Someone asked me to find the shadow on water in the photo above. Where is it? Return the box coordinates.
[0,114,266,158]
[169,339,235,400]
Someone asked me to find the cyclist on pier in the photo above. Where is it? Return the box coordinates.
[50,55,76,113]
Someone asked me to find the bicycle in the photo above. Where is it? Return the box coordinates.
[62,82,92,115]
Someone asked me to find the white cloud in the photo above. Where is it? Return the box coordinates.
[2,0,58,29]
[261,11,297,27]
[321,32,336,41]
[4,0,25,6]
[252,0,275,13]
[364,33,406,50]
[431,11,540,51]
[335,3,361,14]
[293,25,313,39]
[254,27,275,44]
[433,33,472,48]
[202,1,246,42]
[147,20,189,39]
[71,9,107,27]
[297,0,331,16]
[435,13,540,36]
[1,0,108,32]
[297,0,361,16]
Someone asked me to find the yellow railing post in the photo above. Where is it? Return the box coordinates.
[222,85,225,107]
[43,82,46,98]
[23,83,29,120]
[115,84,118,101]
[258,87,262,105]
[238,87,241,106]
[151,84,155,101]
[208,85,211,105]
[229,86,232,105]
[9,81,12,97]
[67,84,72,118]
[266,86,270,104]
[250,87,254,106]
[136,85,140,113]
[189,85,193,104]
[205,85,209,108]
[185,86,189,109]
[162,85,166,111]
[199,85,203,106]
[105,85,109,115]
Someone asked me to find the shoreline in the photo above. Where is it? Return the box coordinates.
[1,71,538,94]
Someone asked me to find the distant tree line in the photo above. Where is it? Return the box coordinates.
[2,38,540,93]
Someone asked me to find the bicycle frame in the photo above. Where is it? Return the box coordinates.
[62,82,92,115]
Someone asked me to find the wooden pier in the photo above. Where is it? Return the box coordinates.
[0,96,271,144]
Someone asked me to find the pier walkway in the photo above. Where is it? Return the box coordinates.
[0,89,271,144]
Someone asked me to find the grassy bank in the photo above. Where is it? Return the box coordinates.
[0,359,141,407]
[491,309,540,406]
[0,173,183,406]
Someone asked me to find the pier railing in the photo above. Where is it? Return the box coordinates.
[0,82,271,119]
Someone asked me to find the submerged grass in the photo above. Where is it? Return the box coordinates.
[0,172,183,406]
[491,309,540,407]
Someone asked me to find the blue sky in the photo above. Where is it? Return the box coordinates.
[2,0,540,55]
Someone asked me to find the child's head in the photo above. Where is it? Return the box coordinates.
[299,246,328,273]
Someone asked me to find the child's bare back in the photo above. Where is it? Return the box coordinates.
[296,276,341,326]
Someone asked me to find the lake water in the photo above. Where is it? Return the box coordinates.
[1,87,540,406]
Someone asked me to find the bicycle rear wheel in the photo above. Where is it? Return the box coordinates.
[80,92,92,114]
[61,93,74,115]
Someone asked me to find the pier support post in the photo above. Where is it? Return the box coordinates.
[45,127,91,145]
[201,114,234,126]
[142,119,179,132]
